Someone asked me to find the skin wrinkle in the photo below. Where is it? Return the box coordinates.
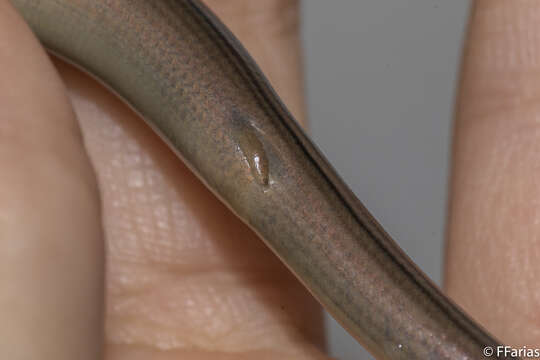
[458,3,540,122]
[106,343,326,360]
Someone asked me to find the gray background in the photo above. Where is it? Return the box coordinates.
[301,1,471,359]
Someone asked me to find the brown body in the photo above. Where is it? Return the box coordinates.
[10,0,516,358]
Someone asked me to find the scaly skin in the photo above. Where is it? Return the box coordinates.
[10,0,517,358]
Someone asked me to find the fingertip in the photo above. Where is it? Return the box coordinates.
[0,3,105,359]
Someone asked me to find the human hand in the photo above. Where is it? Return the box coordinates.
[0,0,328,359]
[2,0,536,359]
[445,0,540,349]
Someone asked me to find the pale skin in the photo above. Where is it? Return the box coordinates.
[0,0,536,359]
